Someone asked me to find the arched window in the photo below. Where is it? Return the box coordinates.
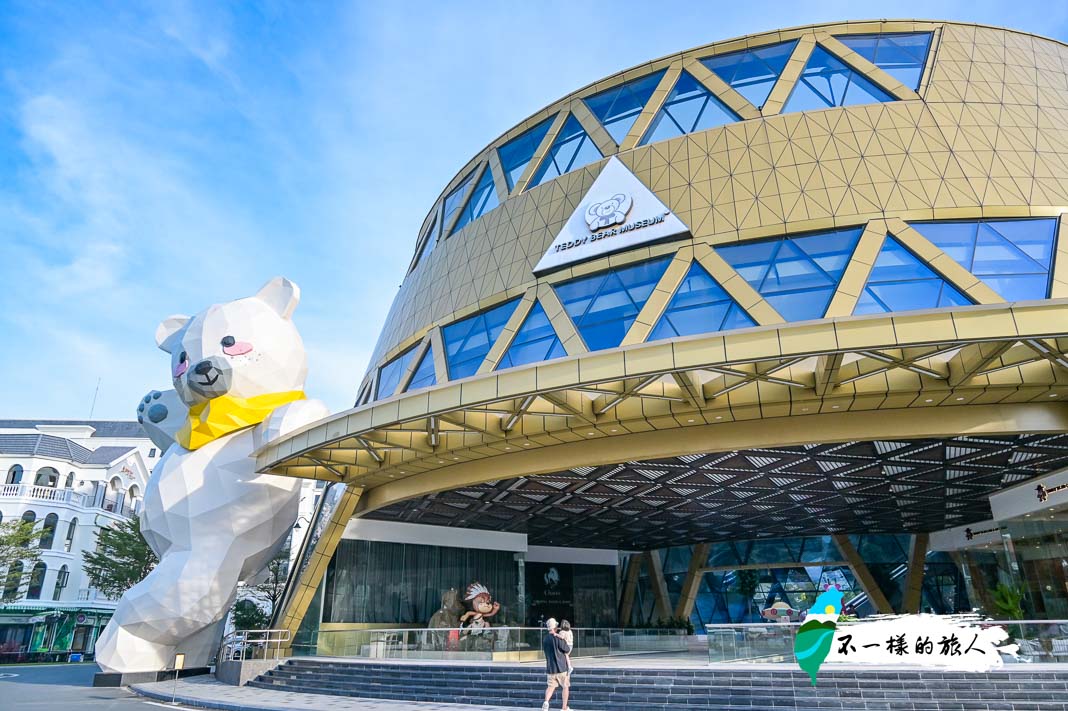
[109,477,121,492]
[64,518,78,553]
[6,465,23,485]
[26,562,46,600]
[19,511,35,548]
[65,472,75,489]
[2,561,23,599]
[34,467,59,488]
[40,513,58,550]
[52,565,69,601]
[128,484,140,501]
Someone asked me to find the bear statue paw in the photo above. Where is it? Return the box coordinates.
[137,390,167,424]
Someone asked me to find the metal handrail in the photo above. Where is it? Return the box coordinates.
[704,616,1065,628]
[220,628,292,661]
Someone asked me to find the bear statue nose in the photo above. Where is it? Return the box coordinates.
[194,360,214,376]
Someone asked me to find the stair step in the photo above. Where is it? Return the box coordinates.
[250,659,1068,710]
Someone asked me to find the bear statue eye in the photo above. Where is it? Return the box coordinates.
[179,352,187,364]
[220,336,236,347]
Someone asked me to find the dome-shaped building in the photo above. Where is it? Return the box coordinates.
[268,20,1068,643]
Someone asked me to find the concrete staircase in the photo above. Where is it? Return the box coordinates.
[249,658,1068,710]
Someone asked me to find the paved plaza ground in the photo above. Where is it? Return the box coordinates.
[133,674,520,711]
[0,661,521,711]
[0,663,163,710]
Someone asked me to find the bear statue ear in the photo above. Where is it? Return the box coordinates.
[255,276,301,320]
[155,315,191,353]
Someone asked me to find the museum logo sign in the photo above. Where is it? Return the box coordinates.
[533,156,690,274]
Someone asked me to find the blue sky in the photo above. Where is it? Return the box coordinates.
[1,1,1065,420]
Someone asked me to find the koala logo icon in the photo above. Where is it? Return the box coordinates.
[585,193,633,231]
[544,567,560,589]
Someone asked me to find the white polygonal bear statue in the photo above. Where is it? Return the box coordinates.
[95,277,329,673]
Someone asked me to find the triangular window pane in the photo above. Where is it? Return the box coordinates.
[701,40,797,108]
[450,167,499,236]
[411,213,439,271]
[555,257,672,350]
[404,346,437,392]
[440,169,477,237]
[442,299,520,379]
[783,46,895,114]
[853,235,971,315]
[837,32,932,90]
[583,71,665,145]
[497,302,565,370]
[497,115,556,191]
[649,262,755,340]
[640,71,739,146]
[530,115,603,187]
[375,345,420,400]
[717,226,863,322]
[911,218,1057,301]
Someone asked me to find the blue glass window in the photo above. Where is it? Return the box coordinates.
[440,170,476,236]
[496,302,566,370]
[717,227,863,322]
[837,33,932,90]
[853,235,971,315]
[640,71,739,145]
[701,40,797,109]
[376,346,419,400]
[783,46,895,114]
[442,299,520,379]
[530,115,603,188]
[555,257,672,351]
[404,346,437,391]
[450,167,499,236]
[497,115,556,191]
[411,214,438,270]
[583,71,665,145]
[649,262,755,340]
[909,219,1058,302]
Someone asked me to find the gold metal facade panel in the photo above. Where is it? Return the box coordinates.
[264,23,1068,513]
[368,22,1068,383]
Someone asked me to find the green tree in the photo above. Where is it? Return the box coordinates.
[232,547,290,630]
[232,599,271,631]
[735,569,760,620]
[992,582,1025,620]
[82,516,158,599]
[0,519,43,601]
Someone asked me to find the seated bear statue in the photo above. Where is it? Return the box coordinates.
[95,277,329,673]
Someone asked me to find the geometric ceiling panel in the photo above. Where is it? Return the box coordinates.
[367,433,1068,550]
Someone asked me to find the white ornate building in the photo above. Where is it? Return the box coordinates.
[0,420,152,660]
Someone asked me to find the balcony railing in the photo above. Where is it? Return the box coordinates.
[0,484,87,506]
[0,484,140,517]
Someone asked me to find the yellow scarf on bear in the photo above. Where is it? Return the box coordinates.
[176,390,306,451]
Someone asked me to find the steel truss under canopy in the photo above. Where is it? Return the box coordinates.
[367,433,1068,549]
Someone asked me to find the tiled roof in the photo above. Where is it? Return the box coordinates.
[82,446,137,465]
[0,434,132,466]
[0,420,145,438]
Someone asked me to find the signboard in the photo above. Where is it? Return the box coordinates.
[532,157,690,274]
[526,562,574,626]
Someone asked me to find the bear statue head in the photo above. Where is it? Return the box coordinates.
[154,277,308,406]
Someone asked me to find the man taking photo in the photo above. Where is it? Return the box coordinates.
[541,618,574,711]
